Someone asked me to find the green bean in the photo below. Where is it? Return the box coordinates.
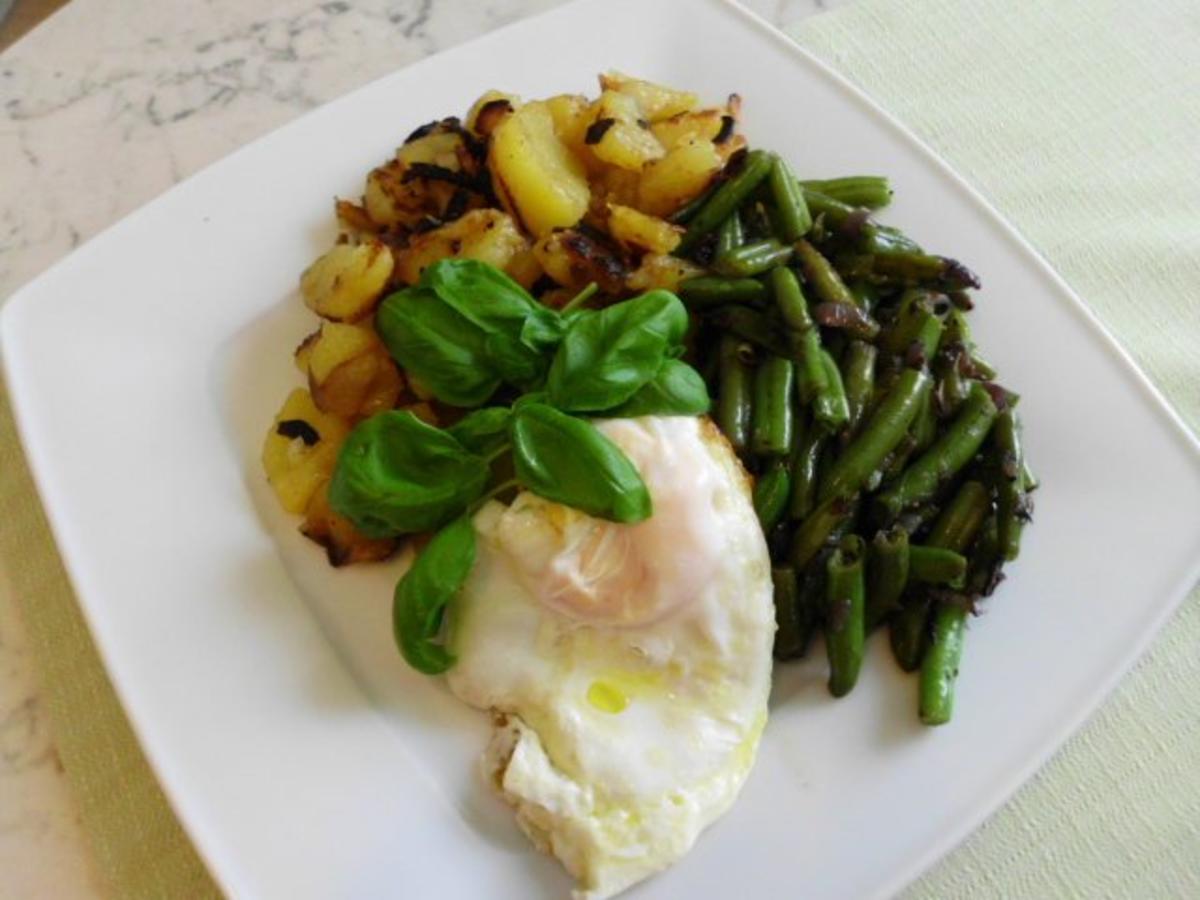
[942,308,997,379]
[766,266,827,403]
[993,409,1028,561]
[788,427,825,520]
[889,592,931,672]
[669,185,714,224]
[811,302,881,341]
[825,535,866,697]
[1021,459,1039,492]
[908,545,968,587]
[925,480,991,551]
[918,510,1000,724]
[794,238,860,308]
[678,149,774,252]
[679,276,767,311]
[754,459,792,533]
[813,349,850,431]
[710,306,790,358]
[799,176,892,210]
[841,340,878,434]
[866,525,909,630]
[715,212,745,261]
[879,289,937,356]
[712,239,794,277]
[790,494,854,569]
[717,336,754,453]
[769,156,813,241]
[818,367,932,503]
[919,602,967,725]
[868,224,921,253]
[909,311,945,367]
[890,480,988,672]
[752,357,796,456]
[875,383,999,519]
[910,382,938,453]
[870,251,981,290]
[801,189,877,242]
[772,566,807,659]
[935,350,971,417]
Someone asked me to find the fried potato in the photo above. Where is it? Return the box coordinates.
[394,209,528,284]
[606,204,682,255]
[262,389,349,514]
[300,239,394,321]
[301,481,397,567]
[626,253,705,292]
[586,90,665,172]
[637,139,723,217]
[305,322,404,419]
[490,102,591,237]
[599,71,699,121]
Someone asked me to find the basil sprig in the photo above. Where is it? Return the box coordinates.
[329,259,715,676]
[392,515,476,674]
[510,403,652,522]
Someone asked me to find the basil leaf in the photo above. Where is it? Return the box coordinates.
[328,411,488,537]
[376,287,501,407]
[546,290,690,412]
[606,359,711,418]
[510,403,652,523]
[421,259,564,389]
[446,407,511,457]
[393,515,476,674]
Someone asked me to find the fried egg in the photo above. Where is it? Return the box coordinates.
[447,416,774,899]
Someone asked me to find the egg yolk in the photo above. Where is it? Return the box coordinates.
[493,418,725,627]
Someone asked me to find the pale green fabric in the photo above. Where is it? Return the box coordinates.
[789,1,1200,897]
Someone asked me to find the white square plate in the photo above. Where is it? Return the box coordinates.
[4,1,1199,897]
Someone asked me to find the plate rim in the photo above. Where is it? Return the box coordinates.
[2,0,1199,897]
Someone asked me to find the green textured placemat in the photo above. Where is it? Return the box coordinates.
[789,0,1200,896]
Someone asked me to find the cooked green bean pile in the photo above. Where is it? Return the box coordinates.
[676,150,1036,725]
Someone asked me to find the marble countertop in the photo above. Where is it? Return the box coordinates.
[0,1,844,895]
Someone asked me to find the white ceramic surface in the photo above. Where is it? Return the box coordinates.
[3,1,1199,898]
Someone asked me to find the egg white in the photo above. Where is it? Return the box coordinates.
[447,416,775,899]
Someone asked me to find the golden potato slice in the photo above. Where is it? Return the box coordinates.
[599,71,700,121]
[394,209,528,284]
[651,108,731,151]
[532,229,629,294]
[301,481,397,567]
[294,329,319,375]
[637,139,723,217]
[395,130,462,168]
[586,91,664,171]
[305,322,404,419]
[490,101,591,237]
[262,389,349,514]
[627,253,706,292]
[466,90,519,136]
[606,204,682,255]
[300,239,394,322]
[335,199,379,237]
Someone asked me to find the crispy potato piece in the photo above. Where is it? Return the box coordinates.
[262,389,349,514]
[301,481,397,567]
[544,93,602,176]
[627,253,706,292]
[305,322,404,419]
[606,204,682,255]
[651,108,730,151]
[466,90,519,136]
[533,229,629,294]
[394,209,528,284]
[506,246,544,290]
[586,90,664,171]
[395,130,463,168]
[294,329,319,374]
[637,139,723,217]
[335,199,379,237]
[490,101,591,237]
[300,239,394,322]
[599,71,699,121]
